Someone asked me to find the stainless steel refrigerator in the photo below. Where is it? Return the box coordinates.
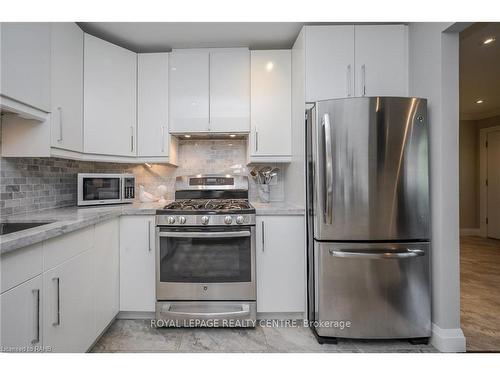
[306,97,431,343]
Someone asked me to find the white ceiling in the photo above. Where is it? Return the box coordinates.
[460,23,500,120]
[78,22,307,52]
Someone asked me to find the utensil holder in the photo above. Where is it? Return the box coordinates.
[258,184,270,203]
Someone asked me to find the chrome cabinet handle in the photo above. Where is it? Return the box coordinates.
[148,220,152,251]
[130,126,135,152]
[57,107,63,142]
[159,231,251,239]
[255,130,259,152]
[32,289,40,344]
[261,220,265,252]
[52,277,60,326]
[346,64,352,97]
[323,113,333,225]
[361,64,366,96]
[161,125,165,153]
[329,249,425,259]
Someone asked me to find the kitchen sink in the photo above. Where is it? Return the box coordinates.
[0,222,54,235]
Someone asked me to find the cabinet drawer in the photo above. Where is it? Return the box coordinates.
[43,225,94,270]
[1,243,43,294]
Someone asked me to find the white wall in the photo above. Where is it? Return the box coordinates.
[285,28,306,205]
[408,22,466,352]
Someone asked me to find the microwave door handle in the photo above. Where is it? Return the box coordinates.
[323,113,333,225]
[159,231,251,238]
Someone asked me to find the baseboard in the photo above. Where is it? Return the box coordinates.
[460,228,481,236]
[256,312,306,320]
[431,323,466,352]
[117,311,155,320]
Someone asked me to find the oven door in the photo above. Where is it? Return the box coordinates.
[156,226,256,301]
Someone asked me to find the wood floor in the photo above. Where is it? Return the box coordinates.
[460,235,500,352]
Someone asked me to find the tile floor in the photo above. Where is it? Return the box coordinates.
[91,319,437,353]
[460,236,500,352]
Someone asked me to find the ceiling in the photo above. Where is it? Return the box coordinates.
[78,22,307,52]
[460,22,500,120]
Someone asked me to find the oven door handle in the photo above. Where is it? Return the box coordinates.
[158,231,251,238]
[163,304,250,318]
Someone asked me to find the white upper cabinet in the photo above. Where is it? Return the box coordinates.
[304,24,408,101]
[354,25,408,97]
[169,51,210,133]
[209,49,250,133]
[169,48,250,134]
[0,22,51,112]
[249,50,292,162]
[51,23,84,152]
[305,25,355,102]
[84,33,137,157]
[138,53,170,157]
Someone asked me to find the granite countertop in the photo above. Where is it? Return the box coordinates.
[1,200,304,254]
[0,202,167,254]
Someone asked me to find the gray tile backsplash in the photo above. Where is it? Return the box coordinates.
[0,139,285,217]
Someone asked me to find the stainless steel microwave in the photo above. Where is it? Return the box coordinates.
[77,173,135,206]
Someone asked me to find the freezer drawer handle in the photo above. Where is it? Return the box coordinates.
[329,249,425,259]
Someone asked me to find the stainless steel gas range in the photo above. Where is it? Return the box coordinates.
[155,175,256,327]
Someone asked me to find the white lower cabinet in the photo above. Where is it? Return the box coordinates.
[255,215,306,314]
[93,219,120,335]
[120,216,156,312]
[0,275,43,349]
[43,249,95,353]
[1,219,120,353]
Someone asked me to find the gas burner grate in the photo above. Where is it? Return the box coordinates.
[164,199,252,211]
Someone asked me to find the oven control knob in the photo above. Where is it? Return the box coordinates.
[224,216,233,225]
[201,216,209,225]
[167,216,176,225]
[236,215,245,224]
[178,216,186,224]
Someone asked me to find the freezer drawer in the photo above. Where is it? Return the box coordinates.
[314,241,430,339]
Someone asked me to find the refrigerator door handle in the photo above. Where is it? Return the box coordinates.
[323,113,333,225]
[329,248,425,259]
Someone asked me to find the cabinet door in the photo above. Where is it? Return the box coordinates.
[93,219,119,335]
[169,51,209,133]
[0,22,51,112]
[84,33,137,156]
[250,50,291,158]
[43,250,95,353]
[305,25,355,102]
[138,53,170,157]
[51,22,84,152]
[120,216,156,312]
[354,25,408,97]
[256,216,306,313]
[1,276,43,349]
[209,50,250,133]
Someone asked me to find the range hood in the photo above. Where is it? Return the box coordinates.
[0,95,49,122]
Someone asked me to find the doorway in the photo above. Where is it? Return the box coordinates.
[459,22,500,352]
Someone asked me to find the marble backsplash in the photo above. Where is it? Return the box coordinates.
[0,139,285,217]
